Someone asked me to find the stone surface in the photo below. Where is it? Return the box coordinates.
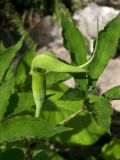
[73,3,119,39]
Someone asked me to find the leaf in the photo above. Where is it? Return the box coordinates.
[73,73,88,91]
[42,84,84,124]
[0,42,6,53]
[0,36,24,82]
[102,138,120,160]
[90,97,113,134]
[87,94,101,103]
[61,13,88,91]
[103,86,120,100]
[0,78,14,120]
[46,72,71,88]
[0,148,24,160]
[60,88,85,101]
[0,116,71,143]
[88,13,120,79]
[42,85,104,145]
[16,92,35,113]
[15,45,36,87]
[56,111,104,146]
[61,13,87,65]
[6,92,35,117]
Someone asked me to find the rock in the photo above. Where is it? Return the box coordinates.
[73,3,119,39]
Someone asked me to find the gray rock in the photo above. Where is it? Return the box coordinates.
[73,3,119,39]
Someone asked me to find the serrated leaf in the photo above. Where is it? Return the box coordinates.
[0,78,14,120]
[0,36,24,82]
[103,86,120,100]
[90,97,113,134]
[87,94,101,103]
[61,13,87,65]
[42,84,84,124]
[15,45,36,87]
[56,111,104,146]
[17,92,35,113]
[88,13,120,79]
[102,138,120,160]
[0,116,71,143]
[42,85,104,145]
[6,92,35,118]
[61,13,88,91]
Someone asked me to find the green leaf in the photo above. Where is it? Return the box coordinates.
[87,94,101,103]
[46,72,71,88]
[0,148,24,160]
[56,111,104,146]
[102,138,120,160]
[0,78,14,120]
[0,36,24,82]
[42,85,104,145]
[103,86,120,100]
[60,88,85,100]
[0,42,6,52]
[88,13,120,79]
[61,13,88,91]
[73,73,88,91]
[6,92,35,117]
[15,45,36,87]
[61,13,87,65]
[15,92,35,114]
[90,97,113,134]
[0,116,71,143]
[42,84,84,124]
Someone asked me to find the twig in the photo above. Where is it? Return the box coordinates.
[59,108,84,125]
[24,140,37,160]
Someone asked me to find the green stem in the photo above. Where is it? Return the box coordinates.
[58,108,84,125]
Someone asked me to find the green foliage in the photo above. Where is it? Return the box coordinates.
[15,45,36,88]
[32,149,64,160]
[56,111,104,145]
[0,116,70,143]
[102,138,120,160]
[89,97,113,134]
[0,10,120,159]
[88,14,120,79]
[103,85,120,100]
[0,36,24,82]
[61,13,87,65]
[0,78,14,120]
[61,12,88,91]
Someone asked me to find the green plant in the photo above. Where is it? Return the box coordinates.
[0,10,120,160]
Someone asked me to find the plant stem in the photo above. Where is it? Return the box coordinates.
[24,140,37,160]
[59,108,84,125]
